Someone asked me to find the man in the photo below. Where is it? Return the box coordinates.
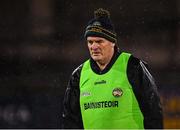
[62,8,163,129]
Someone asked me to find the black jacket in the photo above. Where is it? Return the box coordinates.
[62,49,163,129]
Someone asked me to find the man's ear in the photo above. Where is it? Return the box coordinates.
[112,43,115,48]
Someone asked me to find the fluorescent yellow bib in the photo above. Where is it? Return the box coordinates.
[80,52,144,129]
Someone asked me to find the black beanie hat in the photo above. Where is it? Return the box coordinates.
[84,8,117,43]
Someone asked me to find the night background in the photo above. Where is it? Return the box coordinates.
[0,0,179,128]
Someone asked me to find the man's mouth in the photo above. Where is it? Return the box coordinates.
[92,52,100,56]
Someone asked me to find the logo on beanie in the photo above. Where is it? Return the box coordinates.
[92,21,101,26]
[112,88,123,97]
[91,27,102,33]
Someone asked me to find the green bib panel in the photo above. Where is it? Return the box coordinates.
[79,52,144,129]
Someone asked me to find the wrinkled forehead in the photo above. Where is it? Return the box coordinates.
[87,36,107,41]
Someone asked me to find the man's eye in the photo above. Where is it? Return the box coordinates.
[88,41,93,45]
[97,40,102,44]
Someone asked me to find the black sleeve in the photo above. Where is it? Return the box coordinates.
[127,56,163,129]
[61,65,84,129]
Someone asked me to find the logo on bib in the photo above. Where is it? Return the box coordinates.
[81,92,91,97]
[94,80,106,85]
[112,88,123,97]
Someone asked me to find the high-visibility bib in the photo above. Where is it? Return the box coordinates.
[80,52,144,129]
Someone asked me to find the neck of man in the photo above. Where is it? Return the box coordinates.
[96,49,114,71]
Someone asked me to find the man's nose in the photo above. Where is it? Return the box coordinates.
[91,42,99,49]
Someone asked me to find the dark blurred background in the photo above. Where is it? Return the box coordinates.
[0,0,179,128]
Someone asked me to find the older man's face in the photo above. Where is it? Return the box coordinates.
[87,36,115,64]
